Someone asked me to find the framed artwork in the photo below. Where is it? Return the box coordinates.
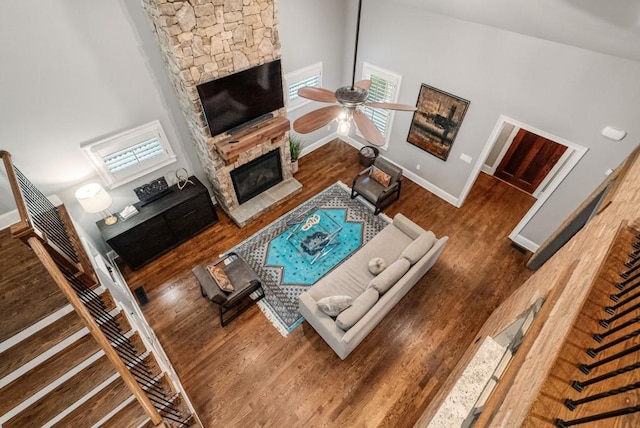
[406,84,470,161]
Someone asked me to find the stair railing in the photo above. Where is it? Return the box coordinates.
[1,151,193,426]
[554,224,640,427]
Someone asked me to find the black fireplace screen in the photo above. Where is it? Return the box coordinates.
[230,148,283,205]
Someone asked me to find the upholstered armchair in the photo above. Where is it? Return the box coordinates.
[351,157,402,215]
[193,252,265,326]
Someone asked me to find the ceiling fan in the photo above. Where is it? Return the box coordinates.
[292,0,416,147]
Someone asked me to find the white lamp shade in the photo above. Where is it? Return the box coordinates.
[75,183,112,214]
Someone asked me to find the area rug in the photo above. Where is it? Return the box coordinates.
[229,182,390,336]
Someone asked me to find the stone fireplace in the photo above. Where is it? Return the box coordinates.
[231,148,282,204]
[141,0,301,226]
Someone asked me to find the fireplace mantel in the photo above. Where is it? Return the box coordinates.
[213,116,290,165]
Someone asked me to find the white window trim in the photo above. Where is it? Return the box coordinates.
[285,62,323,112]
[359,62,403,150]
[81,120,177,189]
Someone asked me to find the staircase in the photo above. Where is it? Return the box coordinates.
[0,151,199,427]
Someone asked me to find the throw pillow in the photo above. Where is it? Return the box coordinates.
[370,166,391,187]
[368,258,411,294]
[207,265,234,293]
[368,257,387,276]
[336,288,379,331]
[317,295,353,317]
[401,232,437,265]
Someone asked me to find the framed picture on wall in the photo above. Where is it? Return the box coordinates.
[406,84,470,161]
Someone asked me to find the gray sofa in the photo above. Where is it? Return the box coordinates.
[298,213,448,359]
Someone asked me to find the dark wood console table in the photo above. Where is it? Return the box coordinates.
[97,176,218,270]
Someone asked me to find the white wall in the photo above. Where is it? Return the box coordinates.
[0,0,202,248]
[351,0,640,245]
[277,0,348,145]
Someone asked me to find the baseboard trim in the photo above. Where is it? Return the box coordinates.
[510,234,540,253]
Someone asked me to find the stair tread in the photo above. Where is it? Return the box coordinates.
[4,354,117,428]
[0,333,101,415]
[0,229,69,342]
[0,310,84,379]
[101,397,149,428]
[52,375,131,428]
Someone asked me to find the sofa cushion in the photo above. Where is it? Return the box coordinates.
[207,264,234,292]
[368,257,386,275]
[370,165,391,187]
[317,295,353,317]
[307,223,413,301]
[336,288,379,331]
[401,232,436,265]
[368,257,411,294]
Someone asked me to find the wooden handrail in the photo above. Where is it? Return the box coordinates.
[0,150,31,229]
[28,236,164,426]
[473,260,578,427]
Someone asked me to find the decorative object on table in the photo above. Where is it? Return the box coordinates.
[75,183,118,225]
[291,0,416,146]
[133,176,170,205]
[407,83,470,161]
[227,181,390,336]
[289,134,304,174]
[118,205,139,221]
[359,145,379,167]
[351,157,403,215]
[175,168,194,190]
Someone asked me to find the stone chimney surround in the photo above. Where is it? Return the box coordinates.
[142,0,301,226]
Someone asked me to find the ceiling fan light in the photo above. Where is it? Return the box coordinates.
[337,118,351,137]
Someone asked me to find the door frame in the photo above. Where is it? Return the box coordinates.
[458,115,588,252]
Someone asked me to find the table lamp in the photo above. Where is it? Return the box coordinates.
[75,183,118,225]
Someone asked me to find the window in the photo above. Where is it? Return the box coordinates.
[361,62,403,148]
[285,62,323,111]
[81,120,177,189]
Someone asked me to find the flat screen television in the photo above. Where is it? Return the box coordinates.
[196,59,284,137]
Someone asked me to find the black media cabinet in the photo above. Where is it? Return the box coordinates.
[97,176,218,270]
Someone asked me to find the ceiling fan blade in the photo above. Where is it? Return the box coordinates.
[293,105,343,134]
[355,79,371,91]
[353,110,385,147]
[364,102,417,111]
[298,87,337,103]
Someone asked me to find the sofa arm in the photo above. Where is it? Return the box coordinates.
[392,213,427,240]
[299,292,349,359]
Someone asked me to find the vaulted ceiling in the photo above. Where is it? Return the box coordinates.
[396,0,640,62]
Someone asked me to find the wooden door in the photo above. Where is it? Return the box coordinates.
[495,129,567,195]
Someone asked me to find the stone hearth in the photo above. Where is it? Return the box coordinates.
[142,0,301,226]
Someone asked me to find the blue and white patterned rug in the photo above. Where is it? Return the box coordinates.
[229,182,390,336]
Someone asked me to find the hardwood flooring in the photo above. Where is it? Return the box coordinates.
[122,140,536,427]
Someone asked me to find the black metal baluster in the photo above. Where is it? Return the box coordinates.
[564,381,640,410]
[586,328,640,357]
[621,261,640,279]
[578,343,640,374]
[606,289,640,313]
[615,272,640,290]
[572,361,640,392]
[625,256,640,268]
[555,405,640,427]
[599,301,640,328]
[594,315,640,342]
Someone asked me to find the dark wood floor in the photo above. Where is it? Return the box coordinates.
[122,140,536,427]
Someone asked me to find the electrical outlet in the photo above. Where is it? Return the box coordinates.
[605,168,613,176]
[416,164,421,170]
[460,153,472,163]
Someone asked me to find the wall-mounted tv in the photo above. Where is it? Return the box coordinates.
[196,59,284,137]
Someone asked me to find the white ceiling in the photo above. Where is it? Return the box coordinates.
[396,0,640,62]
